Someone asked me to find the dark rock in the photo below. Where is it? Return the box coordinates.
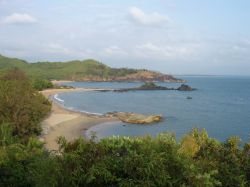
[177,84,196,91]
[113,82,173,92]
[99,83,196,93]
[113,83,196,92]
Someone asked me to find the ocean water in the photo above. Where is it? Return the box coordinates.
[54,76,250,142]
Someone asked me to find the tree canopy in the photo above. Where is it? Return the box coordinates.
[0,68,51,140]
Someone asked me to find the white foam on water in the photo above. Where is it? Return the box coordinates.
[79,110,103,116]
[54,94,64,103]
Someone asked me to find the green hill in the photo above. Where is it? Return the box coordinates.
[0,54,184,82]
[0,54,28,69]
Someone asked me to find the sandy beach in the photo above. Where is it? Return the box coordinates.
[40,88,115,151]
[51,80,74,85]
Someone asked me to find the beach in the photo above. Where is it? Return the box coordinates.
[40,88,115,151]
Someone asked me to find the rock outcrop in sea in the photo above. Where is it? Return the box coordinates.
[110,83,196,92]
[106,112,162,124]
[177,84,196,91]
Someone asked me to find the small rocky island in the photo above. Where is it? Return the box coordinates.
[106,112,162,124]
[112,82,196,92]
[176,84,196,91]
[100,83,196,124]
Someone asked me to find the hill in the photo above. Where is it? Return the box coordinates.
[0,54,184,82]
[0,54,28,69]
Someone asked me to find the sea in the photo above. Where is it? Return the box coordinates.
[53,76,250,142]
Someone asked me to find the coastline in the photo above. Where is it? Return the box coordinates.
[40,88,116,151]
[51,80,74,85]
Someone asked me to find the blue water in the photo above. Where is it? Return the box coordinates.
[55,76,250,142]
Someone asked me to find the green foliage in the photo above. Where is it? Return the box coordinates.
[0,123,14,146]
[53,133,222,187]
[140,82,157,88]
[32,79,53,91]
[0,54,139,81]
[0,69,51,140]
[2,129,250,186]
[0,55,28,70]
[0,137,59,187]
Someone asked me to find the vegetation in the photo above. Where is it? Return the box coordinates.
[1,126,250,186]
[140,82,159,88]
[0,54,183,82]
[0,69,51,141]
[0,54,141,81]
[32,79,54,91]
[31,78,73,91]
[1,68,250,186]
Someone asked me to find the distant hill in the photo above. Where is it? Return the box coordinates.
[0,54,184,82]
[0,54,28,69]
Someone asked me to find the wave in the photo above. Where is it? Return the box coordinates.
[52,94,104,116]
[53,94,64,103]
[79,110,104,116]
[61,105,104,116]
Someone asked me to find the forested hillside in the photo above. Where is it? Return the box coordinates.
[0,54,183,82]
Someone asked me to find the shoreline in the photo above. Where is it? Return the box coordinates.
[51,80,74,85]
[40,88,116,151]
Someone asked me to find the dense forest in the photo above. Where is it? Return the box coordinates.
[0,54,182,82]
[1,69,250,186]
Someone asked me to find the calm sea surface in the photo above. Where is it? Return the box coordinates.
[54,76,250,142]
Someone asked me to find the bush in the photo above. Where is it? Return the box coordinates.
[0,69,51,140]
[32,79,53,91]
[1,129,250,186]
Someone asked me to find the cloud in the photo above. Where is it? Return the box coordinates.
[47,43,71,55]
[2,13,37,24]
[103,46,128,56]
[129,7,171,27]
[46,42,94,60]
[134,42,201,60]
[210,40,250,61]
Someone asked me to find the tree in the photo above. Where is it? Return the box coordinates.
[0,69,51,140]
[32,79,53,91]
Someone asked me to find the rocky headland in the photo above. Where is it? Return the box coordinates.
[73,70,185,83]
[0,54,185,83]
[110,82,196,92]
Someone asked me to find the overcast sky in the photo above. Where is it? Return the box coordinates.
[0,0,250,75]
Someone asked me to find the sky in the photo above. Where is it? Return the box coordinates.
[0,0,250,75]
